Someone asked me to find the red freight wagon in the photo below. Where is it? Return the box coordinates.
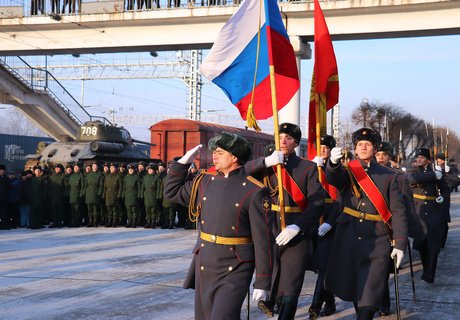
[149,119,276,170]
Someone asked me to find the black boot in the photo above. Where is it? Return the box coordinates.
[320,290,336,316]
[357,306,375,320]
[278,296,298,320]
[308,275,324,319]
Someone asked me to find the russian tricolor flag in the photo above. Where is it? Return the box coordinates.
[199,0,299,122]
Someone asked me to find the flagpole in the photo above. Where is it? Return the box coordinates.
[269,65,286,230]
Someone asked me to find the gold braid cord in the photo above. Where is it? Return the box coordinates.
[345,165,362,199]
[188,171,206,223]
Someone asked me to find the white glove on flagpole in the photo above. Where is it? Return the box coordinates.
[436,196,444,204]
[252,289,270,301]
[264,150,284,168]
[318,223,332,237]
[445,164,450,173]
[312,156,324,167]
[434,170,443,180]
[330,147,343,164]
[390,248,404,269]
[276,224,300,246]
[177,144,202,164]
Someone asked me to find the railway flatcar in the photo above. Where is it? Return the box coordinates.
[149,119,307,169]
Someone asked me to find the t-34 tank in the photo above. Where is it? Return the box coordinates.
[29,120,154,166]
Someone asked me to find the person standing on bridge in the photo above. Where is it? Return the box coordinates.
[324,128,408,320]
[164,132,274,320]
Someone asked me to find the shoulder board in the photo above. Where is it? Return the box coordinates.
[246,176,264,188]
[201,170,217,176]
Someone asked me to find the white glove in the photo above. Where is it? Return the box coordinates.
[318,222,332,237]
[330,147,343,164]
[390,248,404,269]
[434,170,442,180]
[275,224,300,246]
[435,165,442,172]
[401,167,407,173]
[445,164,450,173]
[264,150,284,168]
[252,289,270,301]
[177,144,202,164]
[436,196,444,204]
[312,156,324,167]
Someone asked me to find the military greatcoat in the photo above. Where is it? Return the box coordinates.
[164,162,274,320]
[247,152,324,302]
[407,165,450,281]
[324,159,408,308]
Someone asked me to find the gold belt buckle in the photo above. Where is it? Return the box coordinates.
[359,212,366,222]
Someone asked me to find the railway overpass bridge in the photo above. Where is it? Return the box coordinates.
[0,0,459,140]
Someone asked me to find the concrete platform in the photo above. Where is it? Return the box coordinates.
[1,193,459,319]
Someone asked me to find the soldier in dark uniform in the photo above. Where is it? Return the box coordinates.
[84,162,104,227]
[375,141,423,316]
[68,162,85,227]
[103,163,123,227]
[307,135,341,319]
[164,132,274,320]
[123,164,142,228]
[29,166,48,229]
[142,163,160,228]
[407,148,450,283]
[0,164,9,229]
[247,123,325,319]
[324,128,408,320]
[48,164,68,228]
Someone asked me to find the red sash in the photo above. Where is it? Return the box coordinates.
[318,167,338,201]
[347,160,392,223]
[274,166,308,211]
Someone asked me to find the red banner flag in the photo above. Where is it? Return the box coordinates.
[308,0,339,159]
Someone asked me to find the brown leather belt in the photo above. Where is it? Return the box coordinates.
[343,206,382,222]
[271,204,302,213]
[413,194,436,201]
[200,231,252,245]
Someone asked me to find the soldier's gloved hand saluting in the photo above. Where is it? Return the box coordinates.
[264,150,284,168]
[276,224,300,246]
[390,248,404,269]
[330,147,343,164]
[178,144,203,164]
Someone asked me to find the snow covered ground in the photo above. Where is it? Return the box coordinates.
[1,193,459,319]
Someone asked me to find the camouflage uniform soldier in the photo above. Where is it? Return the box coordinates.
[103,163,123,227]
[123,164,142,228]
[48,164,68,228]
[137,161,147,226]
[29,166,47,229]
[159,161,177,229]
[142,163,160,228]
[155,162,167,227]
[100,162,110,226]
[118,163,128,226]
[68,162,85,227]
[84,162,104,227]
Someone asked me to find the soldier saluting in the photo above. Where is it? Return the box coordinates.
[164,132,274,320]
[407,148,450,284]
[324,127,408,320]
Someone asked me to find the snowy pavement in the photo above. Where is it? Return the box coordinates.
[1,193,459,320]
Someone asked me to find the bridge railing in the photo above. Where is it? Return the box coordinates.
[0,0,311,18]
[0,56,93,126]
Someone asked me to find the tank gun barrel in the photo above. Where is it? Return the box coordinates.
[132,139,156,147]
